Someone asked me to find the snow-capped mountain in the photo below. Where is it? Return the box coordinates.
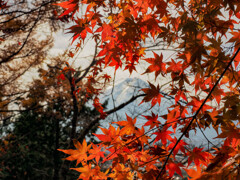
[100,77,173,121]
[97,77,219,147]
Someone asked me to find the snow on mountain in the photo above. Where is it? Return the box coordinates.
[102,77,148,108]
[100,77,173,121]
[96,77,220,147]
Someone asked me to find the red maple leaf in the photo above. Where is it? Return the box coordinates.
[57,73,65,81]
[140,82,163,107]
[188,97,212,113]
[167,59,182,74]
[143,112,160,129]
[153,127,172,145]
[215,126,240,146]
[211,87,225,105]
[187,147,209,168]
[124,62,137,74]
[93,97,106,118]
[175,89,188,103]
[166,160,183,177]
[168,137,188,156]
[55,0,79,18]
[149,145,167,156]
[143,52,166,78]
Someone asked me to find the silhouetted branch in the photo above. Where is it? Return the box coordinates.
[77,93,145,142]
[157,47,240,179]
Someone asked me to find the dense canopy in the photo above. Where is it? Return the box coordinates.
[2,0,240,179]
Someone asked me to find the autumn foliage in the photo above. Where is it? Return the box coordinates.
[55,0,240,179]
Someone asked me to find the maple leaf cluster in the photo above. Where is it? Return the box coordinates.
[55,0,240,179]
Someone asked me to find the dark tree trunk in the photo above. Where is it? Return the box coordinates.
[53,117,60,180]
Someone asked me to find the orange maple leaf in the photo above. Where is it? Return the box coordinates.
[58,139,91,165]
[184,167,202,180]
[188,97,212,113]
[88,144,105,164]
[94,125,120,145]
[72,164,109,180]
[71,164,92,179]
[143,52,166,78]
[113,114,137,135]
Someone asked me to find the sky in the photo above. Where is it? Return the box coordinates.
[49,27,177,89]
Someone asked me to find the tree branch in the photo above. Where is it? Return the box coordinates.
[156,47,240,179]
[0,10,40,65]
[77,93,145,142]
[75,41,99,84]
